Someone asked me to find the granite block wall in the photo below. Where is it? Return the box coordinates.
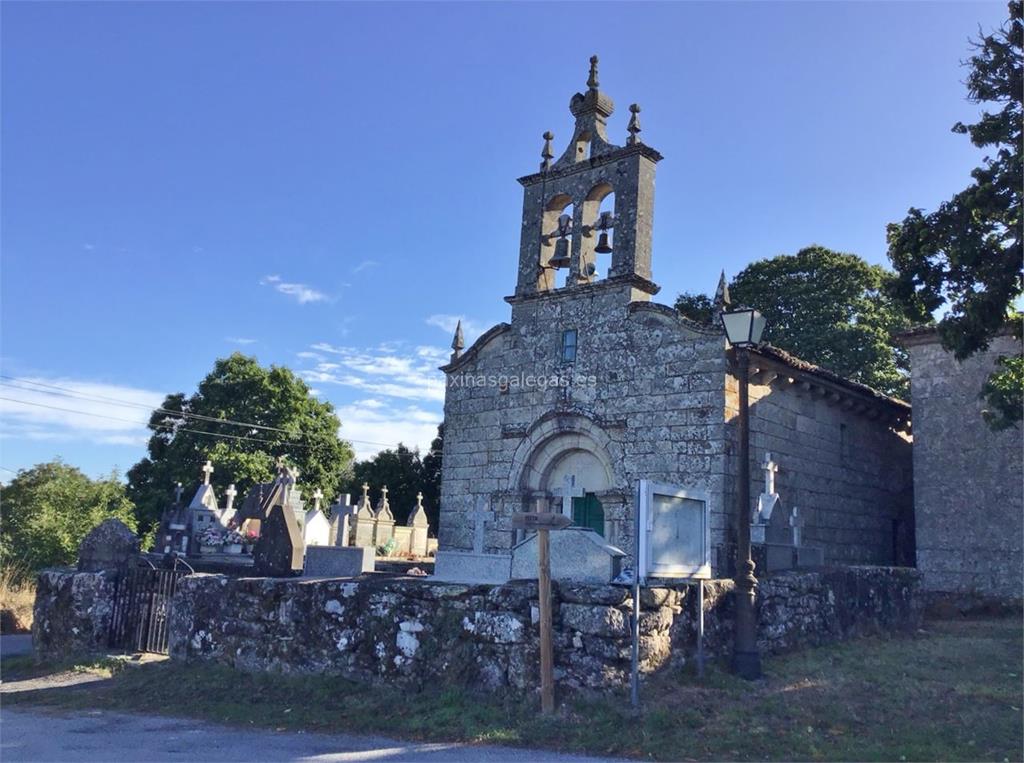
[904,330,1023,601]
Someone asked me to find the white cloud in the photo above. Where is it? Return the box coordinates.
[426,314,486,341]
[352,260,380,274]
[0,376,165,448]
[334,401,441,461]
[226,337,257,345]
[301,341,446,403]
[259,275,327,304]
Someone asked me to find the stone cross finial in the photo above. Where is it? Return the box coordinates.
[225,483,238,510]
[554,474,585,517]
[275,455,286,471]
[416,491,424,507]
[587,55,599,90]
[201,460,214,485]
[627,103,642,145]
[361,482,370,500]
[790,507,805,547]
[312,488,324,512]
[470,498,494,554]
[173,482,183,503]
[762,452,778,495]
[540,131,554,171]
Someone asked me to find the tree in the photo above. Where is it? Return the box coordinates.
[127,353,353,531]
[0,460,137,574]
[674,293,716,326]
[677,246,911,398]
[887,2,1022,426]
[419,424,443,530]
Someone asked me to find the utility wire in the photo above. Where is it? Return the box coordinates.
[0,376,402,449]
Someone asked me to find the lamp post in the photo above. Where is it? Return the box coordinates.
[721,306,767,680]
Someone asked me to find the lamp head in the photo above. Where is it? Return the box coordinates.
[720,307,767,348]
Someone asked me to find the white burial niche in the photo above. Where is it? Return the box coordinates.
[636,480,711,581]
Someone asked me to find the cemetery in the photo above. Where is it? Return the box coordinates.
[6,13,1022,758]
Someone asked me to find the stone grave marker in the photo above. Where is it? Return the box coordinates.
[78,518,140,573]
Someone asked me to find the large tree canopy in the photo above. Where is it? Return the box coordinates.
[886,2,1022,427]
[127,354,353,530]
[676,246,911,398]
[0,460,137,574]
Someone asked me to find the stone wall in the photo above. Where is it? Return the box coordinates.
[734,370,914,567]
[903,329,1023,602]
[163,567,919,690]
[32,568,117,658]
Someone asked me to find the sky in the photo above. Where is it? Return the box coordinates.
[0,0,1009,480]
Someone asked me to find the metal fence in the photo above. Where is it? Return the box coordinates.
[108,559,191,654]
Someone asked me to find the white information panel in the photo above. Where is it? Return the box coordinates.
[637,480,711,580]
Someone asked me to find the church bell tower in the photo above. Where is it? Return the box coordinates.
[511,56,663,302]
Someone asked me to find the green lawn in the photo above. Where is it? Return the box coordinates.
[4,617,1021,761]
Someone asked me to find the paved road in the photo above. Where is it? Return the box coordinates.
[1,708,623,762]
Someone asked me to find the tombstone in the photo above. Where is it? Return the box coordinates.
[156,483,190,558]
[329,493,355,547]
[303,489,331,547]
[510,528,626,584]
[432,497,512,583]
[78,518,140,572]
[304,545,374,577]
[252,503,304,576]
[372,486,395,548]
[406,492,430,557]
[352,483,377,548]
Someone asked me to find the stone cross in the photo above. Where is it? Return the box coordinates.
[173,482,183,504]
[312,488,324,512]
[361,482,370,504]
[762,452,778,495]
[225,483,238,510]
[380,485,389,503]
[201,460,214,485]
[790,507,805,547]
[471,498,494,554]
[554,474,585,517]
[416,491,423,508]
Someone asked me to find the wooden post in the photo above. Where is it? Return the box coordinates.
[510,511,570,715]
[538,527,554,715]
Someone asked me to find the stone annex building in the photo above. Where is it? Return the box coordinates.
[434,59,913,583]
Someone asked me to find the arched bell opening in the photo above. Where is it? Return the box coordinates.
[539,194,574,291]
[580,182,614,283]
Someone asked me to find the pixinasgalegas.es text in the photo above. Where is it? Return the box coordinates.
[447,371,598,389]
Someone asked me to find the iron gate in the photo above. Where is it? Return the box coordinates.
[108,560,191,654]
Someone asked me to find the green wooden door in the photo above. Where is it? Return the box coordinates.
[572,494,604,536]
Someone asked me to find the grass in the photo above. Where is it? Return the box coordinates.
[0,565,35,633]
[4,617,1022,761]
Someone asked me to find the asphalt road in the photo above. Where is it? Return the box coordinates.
[0,708,623,763]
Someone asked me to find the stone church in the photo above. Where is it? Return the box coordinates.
[434,58,913,583]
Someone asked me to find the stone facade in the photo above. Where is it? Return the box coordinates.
[902,328,1023,602]
[438,60,913,579]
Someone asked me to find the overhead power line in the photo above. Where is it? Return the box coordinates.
[0,380,411,449]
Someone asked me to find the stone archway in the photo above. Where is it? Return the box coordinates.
[507,413,622,539]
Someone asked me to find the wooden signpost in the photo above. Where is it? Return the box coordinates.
[510,511,572,714]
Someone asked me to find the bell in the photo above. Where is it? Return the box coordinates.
[594,231,612,254]
[549,237,571,269]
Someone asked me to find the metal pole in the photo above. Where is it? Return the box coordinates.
[697,579,705,679]
[630,579,640,708]
[732,347,763,679]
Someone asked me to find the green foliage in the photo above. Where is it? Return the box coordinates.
[678,247,911,397]
[981,352,1024,430]
[127,354,353,531]
[886,2,1022,425]
[341,424,442,528]
[673,292,716,325]
[0,460,137,573]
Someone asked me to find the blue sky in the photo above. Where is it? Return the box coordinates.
[0,1,1007,479]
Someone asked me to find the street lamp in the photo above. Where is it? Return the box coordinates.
[721,306,766,680]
